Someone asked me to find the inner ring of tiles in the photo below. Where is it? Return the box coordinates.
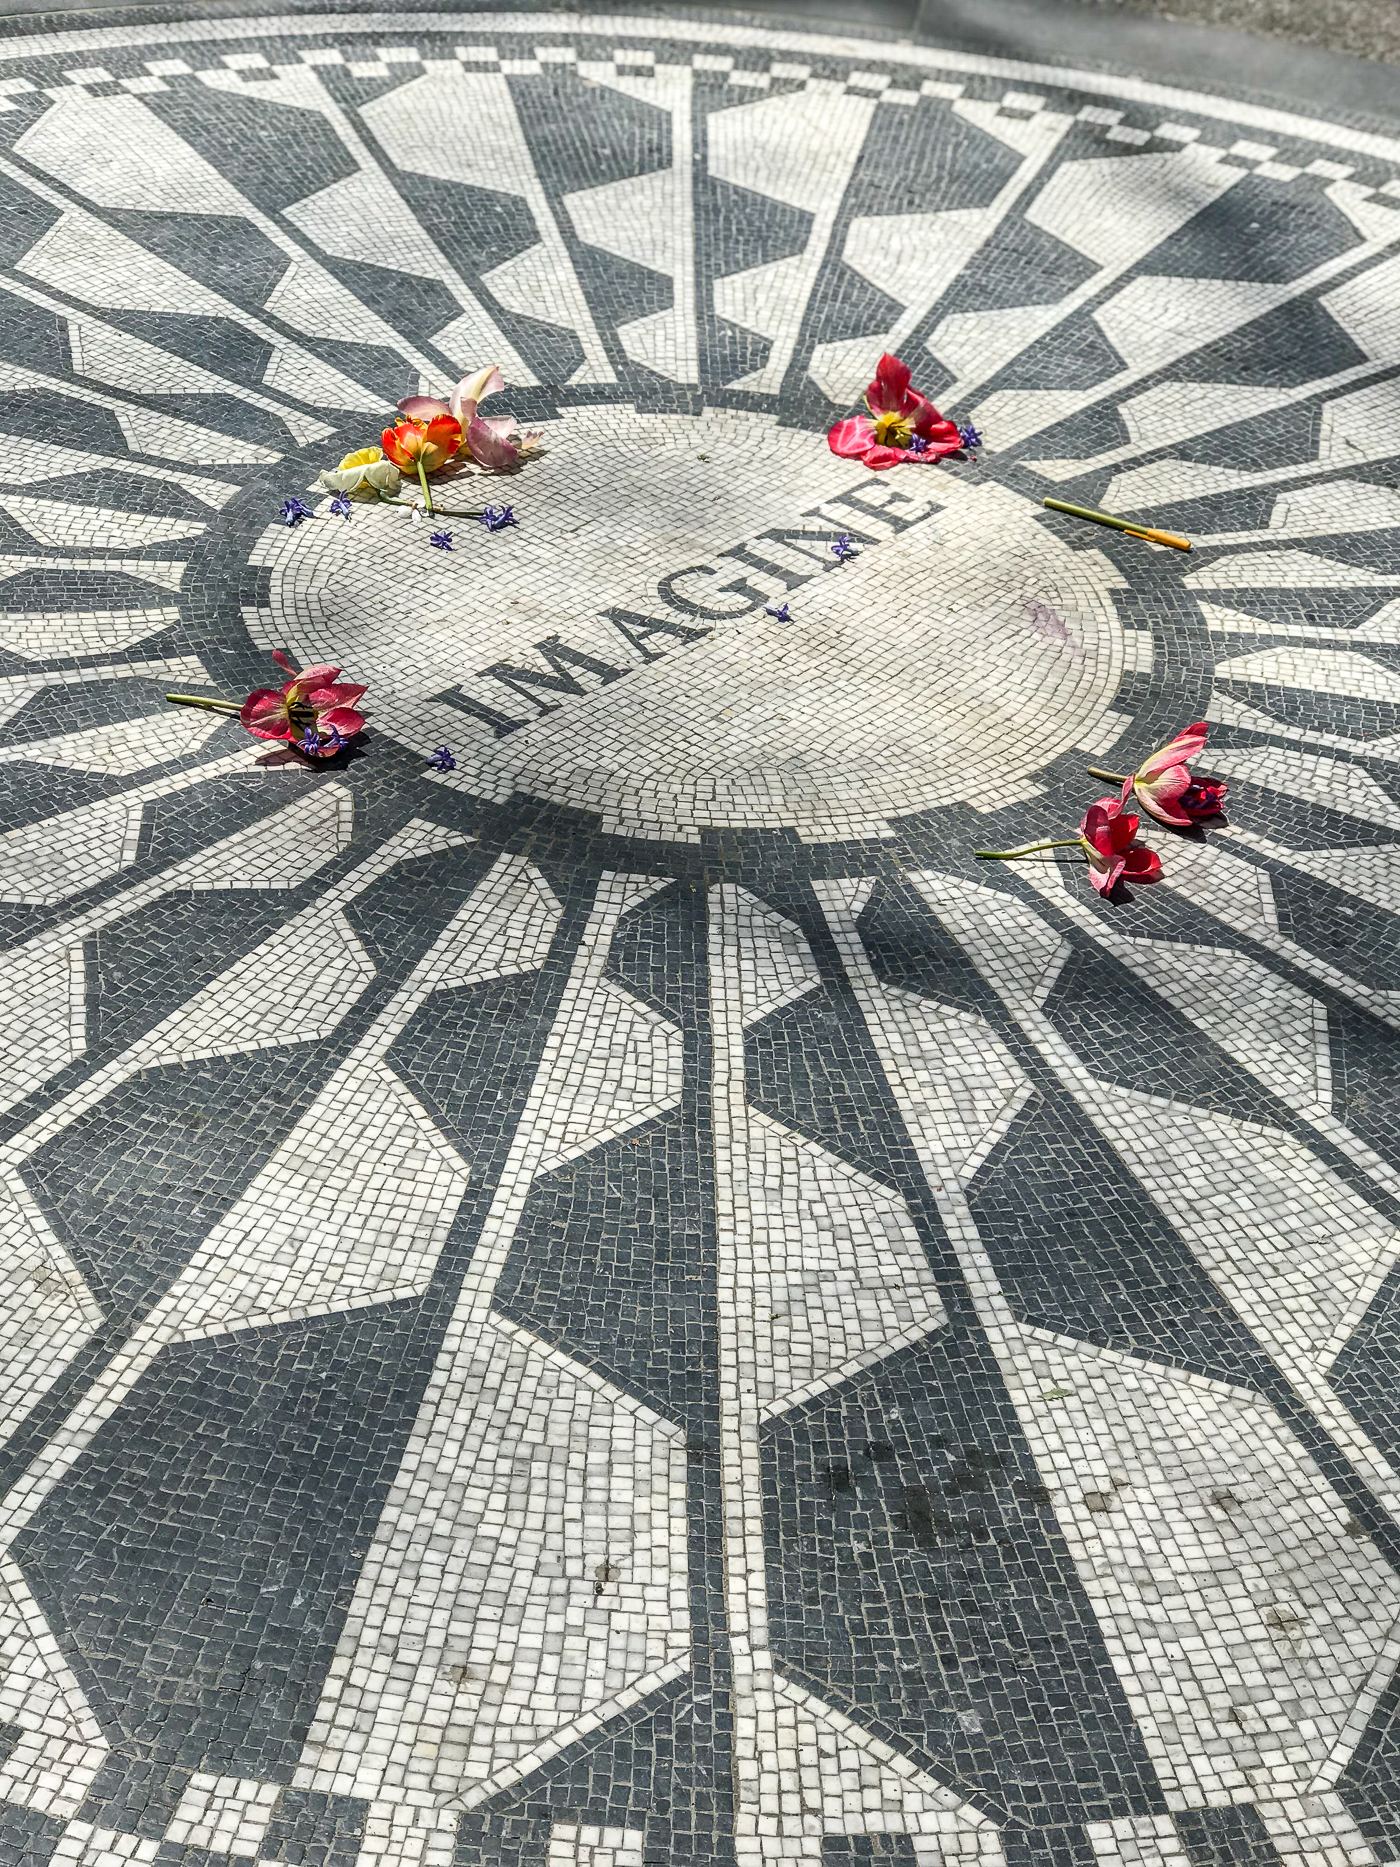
[4,12,1400,1867]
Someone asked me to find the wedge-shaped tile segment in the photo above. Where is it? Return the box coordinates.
[424,851,562,991]
[0,607,179,662]
[0,496,204,552]
[709,86,878,393]
[1187,553,1400,592]
[756,1673,1004,1858]
[0,1167,104,1449]
[360,64,613,381]
[998,1328,1400,1804]
[170,1054,473,1340]
[1082,1082,1400,1376]
[298,1319,688,1804]
[534,978,683,1173]
[1016,868,1331,1123]
[0,1551,107,1816]
[117,908,374,1076]
[0,782,351,1113]
[1214,646,1400,703]
[0,708,224,777]
[1225,827,1400,915]
[1203,746,1399,828]
[728,883,822,1027]
[746,1112,946,1418]
[815,877,1032,1188]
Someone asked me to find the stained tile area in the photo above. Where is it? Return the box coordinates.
[1,7,1399,1867]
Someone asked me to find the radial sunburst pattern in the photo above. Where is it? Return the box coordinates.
[0,10,1399,1867]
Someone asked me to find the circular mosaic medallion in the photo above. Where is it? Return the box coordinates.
[255,406,1127,840]
[3,15,1400,1864]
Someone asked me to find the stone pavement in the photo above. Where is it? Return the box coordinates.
[0,8,1399,1867]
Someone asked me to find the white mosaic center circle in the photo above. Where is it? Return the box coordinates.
[258,405,1127,841]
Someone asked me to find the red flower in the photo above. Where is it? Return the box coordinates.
[240,649,367,755]
[380,413,462,475]
[827,353,963,471]
[1079,797,1162,897]
[1123,722,1227,827]
[397,365,543,473]
[1179,778,1228,816]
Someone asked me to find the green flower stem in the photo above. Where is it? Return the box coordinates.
[1086,766,1130,784]
[415,458,435,518]
[375,493,485,518]
[975,838,1085,860]
[166,694,242,714]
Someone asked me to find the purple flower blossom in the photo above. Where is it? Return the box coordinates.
[958,423,982,451]
[908,434,930,455]
[296,724,345,758]
[428,746,456,772]
[280,496,314,526]
[430,529,454,551]
[481,504,518,532]
[830,534,858,562]
[328,494,353,519]
[765,602,791,622]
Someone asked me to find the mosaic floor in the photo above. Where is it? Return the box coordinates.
[1,6,1400,1866]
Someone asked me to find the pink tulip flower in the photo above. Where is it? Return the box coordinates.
[1079,797,1163,896]
[240,649,367,754]
[1088,722,1228,827]
[828,353,964,470]
[397,365,543,473]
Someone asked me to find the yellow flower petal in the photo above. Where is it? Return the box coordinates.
[338,445,384,469]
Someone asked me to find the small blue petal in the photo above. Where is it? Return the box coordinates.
[280,496,314,526]
[429,530,454,550]
[765,602,791,622]
[480,504,518,532]
[428,746,457,772]
[830,534,858,562]
[958,423,982,450]
[328,494,353,519]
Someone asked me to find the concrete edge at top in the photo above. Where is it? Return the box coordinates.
[0,0,1396,139]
